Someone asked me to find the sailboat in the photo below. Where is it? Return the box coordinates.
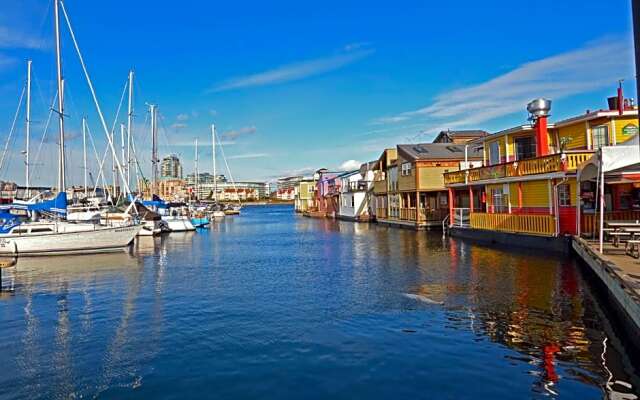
[208,124,227,220]
[190,138,210,228]
[142,105,195,232]
[0,0,143,256]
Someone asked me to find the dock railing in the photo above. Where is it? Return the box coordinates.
[470,213,556,236]
[452,208,471,227]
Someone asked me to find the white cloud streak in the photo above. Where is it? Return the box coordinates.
[0,26,46,50]
[375,37,634,134]
[227,153,270,160]
[211,49,374,92]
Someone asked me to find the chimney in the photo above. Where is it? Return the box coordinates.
[527,99,552,157]
[618,80,624,115]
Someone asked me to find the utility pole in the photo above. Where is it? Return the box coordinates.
[25,59,32,195]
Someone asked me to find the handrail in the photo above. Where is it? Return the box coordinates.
[444,151,594,185]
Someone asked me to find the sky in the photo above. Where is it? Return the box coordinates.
[0,0,637,186]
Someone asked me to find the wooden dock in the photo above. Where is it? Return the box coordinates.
[572,237,640,341]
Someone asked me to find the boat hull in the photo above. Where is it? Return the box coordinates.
[162,216,196,232]
[0,224,142,257]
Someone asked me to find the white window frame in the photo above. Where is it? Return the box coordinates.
[558,184,570,207]
[401,162,412,176]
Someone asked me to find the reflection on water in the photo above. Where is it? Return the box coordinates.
[0,205,638,399]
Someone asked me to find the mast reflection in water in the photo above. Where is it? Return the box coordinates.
[0,205,638,399]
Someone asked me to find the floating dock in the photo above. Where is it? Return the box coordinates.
[573,237,640,346]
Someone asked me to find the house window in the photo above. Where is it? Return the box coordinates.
[558,184,571,206]
[489,142,500,165]
[592,125,609,149]
[401,162,412,176]
[491,188,508,213]
[515,136,536,160]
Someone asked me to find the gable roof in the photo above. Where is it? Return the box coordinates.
[397,143,483,161]
[432,129,489,143]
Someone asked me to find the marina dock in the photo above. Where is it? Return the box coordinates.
[573,237,640,344]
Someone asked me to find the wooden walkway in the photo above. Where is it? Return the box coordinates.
[573,237,640,332]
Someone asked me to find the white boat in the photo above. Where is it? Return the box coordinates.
[210,210,226,220]
[161,215,196,232]
[0,221,141,257]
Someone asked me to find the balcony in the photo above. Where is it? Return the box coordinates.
[347,180,370,192]
[443,151,594,185]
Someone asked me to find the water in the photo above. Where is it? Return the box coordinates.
[0,205,638,399]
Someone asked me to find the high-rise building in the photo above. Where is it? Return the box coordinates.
[161,154,182,179]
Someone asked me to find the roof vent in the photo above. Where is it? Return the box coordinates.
[413,146,428,154]
[527,98,552,120]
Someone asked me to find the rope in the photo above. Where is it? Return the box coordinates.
[0,86,26,176]
[59,0,132,198]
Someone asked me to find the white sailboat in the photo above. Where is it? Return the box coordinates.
[145,104,195,232]
[209,124,226,220]
[0,0,142,256]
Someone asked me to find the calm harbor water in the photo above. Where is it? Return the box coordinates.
[0,205,638,399]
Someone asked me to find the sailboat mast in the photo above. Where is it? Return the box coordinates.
[195,138,199,202]
[126,70,133,190]
[211,124,216,202]
[54,0,66,193]
[82,117,87,196]
[25,59,32,194]
[150,104,158,195]
[120,123,126,195]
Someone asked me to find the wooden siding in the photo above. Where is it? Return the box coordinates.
[397,154,415,192]
[613,116,639,144]
[417,166,455,191]
[557,123,587,149]
[521,180,549,208]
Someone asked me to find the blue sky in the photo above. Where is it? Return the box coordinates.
[0,0,637,185]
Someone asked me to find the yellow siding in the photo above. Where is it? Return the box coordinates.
[568,179,577,206]
[557,123,587,150]
[612,117,639,144]
[509,183,519,206]
[417,166,451,190]
[397,155,415,192]
[521,180,549,208]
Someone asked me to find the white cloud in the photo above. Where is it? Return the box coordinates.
[176,113,190,121]
[211,48,374,92]
[221,125,257,140]
[340,159,362,170]
[0,26,45,50]
[227,153,270,160]
[375,37,634,137]
[171,123,188,130]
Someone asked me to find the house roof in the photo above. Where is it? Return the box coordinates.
[397,143,483,161]
[432,129,489,143]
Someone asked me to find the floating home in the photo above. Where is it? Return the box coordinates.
[444,95,639,251]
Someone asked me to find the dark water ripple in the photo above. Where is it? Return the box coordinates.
[0,205,638,399]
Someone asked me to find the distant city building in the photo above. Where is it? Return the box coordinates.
[277,176,303,192]
[188,181,269,201]
[185,172,226,186]
[161,154,183,179]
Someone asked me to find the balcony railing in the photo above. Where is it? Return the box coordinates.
[444,151,594,185]
[469,213,556,236]
[348,180,370,192]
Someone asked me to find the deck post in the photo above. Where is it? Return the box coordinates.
[469,187,474,213]
[448,188,454,226]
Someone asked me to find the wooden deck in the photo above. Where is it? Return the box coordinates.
[572,237,640,333]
